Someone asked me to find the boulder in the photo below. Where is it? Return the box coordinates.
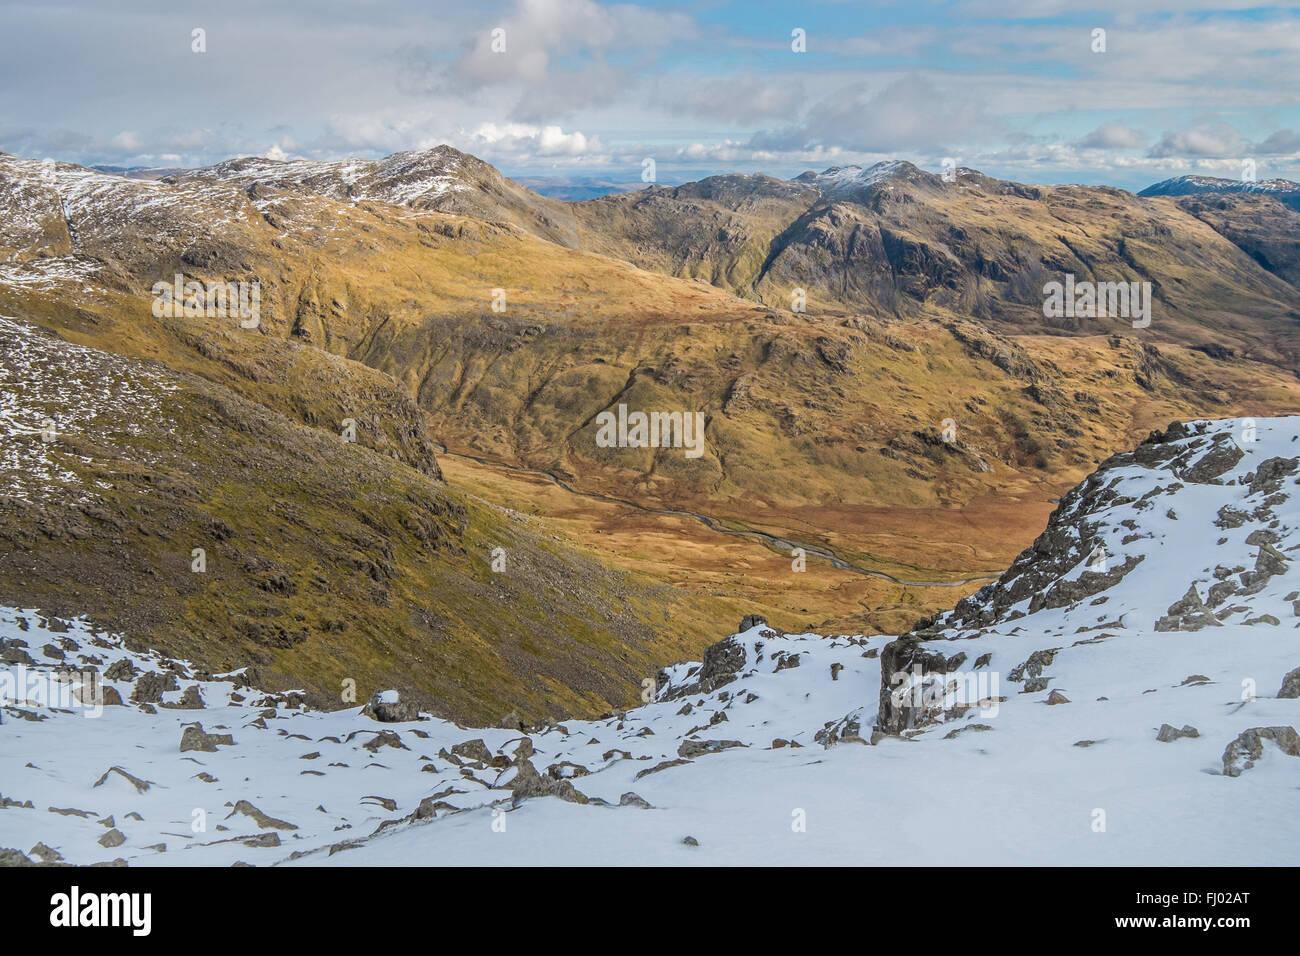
[1156,723,1199,742]
[361,689,422,723]
[1154,585,1221,631]
[1276,667,1300,700]
[179,723,234,753]
[1222,726,1300,777]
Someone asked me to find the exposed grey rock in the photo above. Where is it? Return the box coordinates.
[1215,505,1250,529]
[943,723,992,739]
[774,652,801,671]
[875,638,972,733]
[97,828,125,848]
[815,712,865,747]
[677,739,745,758]
[1155,585,1221,631]
[103,658,136,681]
[507,740,589,806]
[363,731,409,753]
[29,842,63,863]
[1206,580,1237,607]
[1245,529,1279,546]
[226,800,297,830]
[160,685,204,710]
[131,671,179,704]
[619,792,653,809]
[662,634,749,700]
[1222,726,1300,777]
[1276,667,1300,699]
[1242,543,1290,595]
[635,758,691,779]
[362,690,423,723]
[179,723,234,753]
[1248,456,1299,496]
[450,738,493,763]
[1175,433,1243,484]
[1156,723,1199,742]
[240,832,281,848]
[92,766,153,793]
[1009,648,1059,682]
[1244,614,1281,626]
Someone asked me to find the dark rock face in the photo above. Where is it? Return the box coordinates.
[130,671,179,704]
[942,446,1157,631]
[1030,555,1144,614]
[876,638,967,734]
[103,658,137,681]
[449,738,493,764]
[662,633,750,701]
[1240,543,1290,595]
[873,419,1263,737]
[1277,667,1300,699]
[1247,456,1299,496]
[1222,726,1300,777]
[1173,433,1244,484]
[739,615,767,631]
[1157,723,1200,742]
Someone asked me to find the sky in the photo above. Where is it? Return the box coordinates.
[2,0,1299,191]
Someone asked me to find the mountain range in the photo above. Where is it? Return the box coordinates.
[2,146,1300,723]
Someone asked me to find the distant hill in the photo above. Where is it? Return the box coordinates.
[1139,174,1300,210]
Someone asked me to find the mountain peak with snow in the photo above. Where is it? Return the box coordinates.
[1139,174,1300,205]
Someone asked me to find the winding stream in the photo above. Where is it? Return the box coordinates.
[438,447,1002,588]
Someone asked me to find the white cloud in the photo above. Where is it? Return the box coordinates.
[108,130,141,151]
[1147,123,1246,158]
[1072,123,1147,150]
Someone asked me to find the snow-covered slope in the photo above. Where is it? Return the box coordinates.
[179,148,473,209]
[3,417,1298,866]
